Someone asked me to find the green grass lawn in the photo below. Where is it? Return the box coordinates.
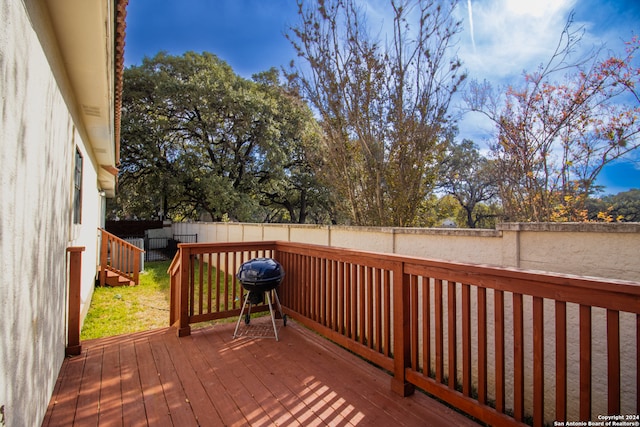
[81,260,172,340]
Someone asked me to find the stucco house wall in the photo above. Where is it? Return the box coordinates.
[0,1,123,425]
[1,8,72,425]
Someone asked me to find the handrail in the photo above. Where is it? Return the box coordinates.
[169,240,640,426]
[99,228,145,286]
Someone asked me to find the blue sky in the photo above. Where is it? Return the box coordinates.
[124,0,640,195]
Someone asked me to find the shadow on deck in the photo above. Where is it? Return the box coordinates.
[43,317,479,426]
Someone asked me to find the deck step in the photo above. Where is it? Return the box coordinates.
[103,268,135,287]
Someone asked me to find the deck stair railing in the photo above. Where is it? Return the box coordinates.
[169,240,640,427]
[99,228,145,286]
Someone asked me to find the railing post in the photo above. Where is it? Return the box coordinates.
[391,260,415,396]
[66,246,85,356]
[177,245,191,337]
[170,266,177,326]
[99,231,108,286]
[132,246,140,285]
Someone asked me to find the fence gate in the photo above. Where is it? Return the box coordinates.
[144,234,198,262]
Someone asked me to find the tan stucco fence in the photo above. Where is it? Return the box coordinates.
[172,222,640,282]
[172,221,640,421]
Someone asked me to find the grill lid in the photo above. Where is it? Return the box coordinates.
[236,257,284,284]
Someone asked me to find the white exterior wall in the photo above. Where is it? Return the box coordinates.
[70,139,103,323]
[0,2,106,425]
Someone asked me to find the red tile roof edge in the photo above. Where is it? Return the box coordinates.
[114,0,128,167]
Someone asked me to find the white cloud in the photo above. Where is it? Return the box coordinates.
[505,0,569,18]
[458,0,578,82]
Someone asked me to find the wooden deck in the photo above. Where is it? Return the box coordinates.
[43,317,479,426]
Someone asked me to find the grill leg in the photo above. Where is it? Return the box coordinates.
[266,292,279,341]
[233,292,251,339]
[272,291,285,320]
[274,290,287,327]
[246,297,252,322]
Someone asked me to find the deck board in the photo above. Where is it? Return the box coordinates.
[99,343,124,425]
[187,333,248,426]
[44,350,85,427]
[74,347,102,426]
[119,340,147,426]
[135,339,173,426]
[43,318,480,426]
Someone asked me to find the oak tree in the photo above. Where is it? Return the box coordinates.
[115,52,327,223]
[438,139,500,227]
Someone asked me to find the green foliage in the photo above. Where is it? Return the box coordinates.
[586,189,640,222]
[438,139,501,228]
[470,203,502,229]
[416,194,500,229]
[422,195,465,227]
[113,52,329,223]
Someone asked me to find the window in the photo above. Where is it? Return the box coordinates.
[73,148,83,224]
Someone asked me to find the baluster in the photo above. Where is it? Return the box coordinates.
[514,293,524,421]
[606,309,620,414]
[422,276,431,378]
[580,305,592,420]
[462,284,471,397]
[477,287,487,404]
[556,301,567,421]
[410,275,419,370]
[533,297,544,427]
[435,278,443,384]
[495,289,505,413]
[384,270,391,358]
[448,281,457,390]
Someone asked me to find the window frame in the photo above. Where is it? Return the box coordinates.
[73,147,83,224]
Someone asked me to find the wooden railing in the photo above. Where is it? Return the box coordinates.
[276,243,397,375]
[399,255,640,426]
[169,240,640,426]
[168,241,278,336]
[99,228,145,286]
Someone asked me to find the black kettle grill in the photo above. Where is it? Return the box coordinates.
[233,258,287,340]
